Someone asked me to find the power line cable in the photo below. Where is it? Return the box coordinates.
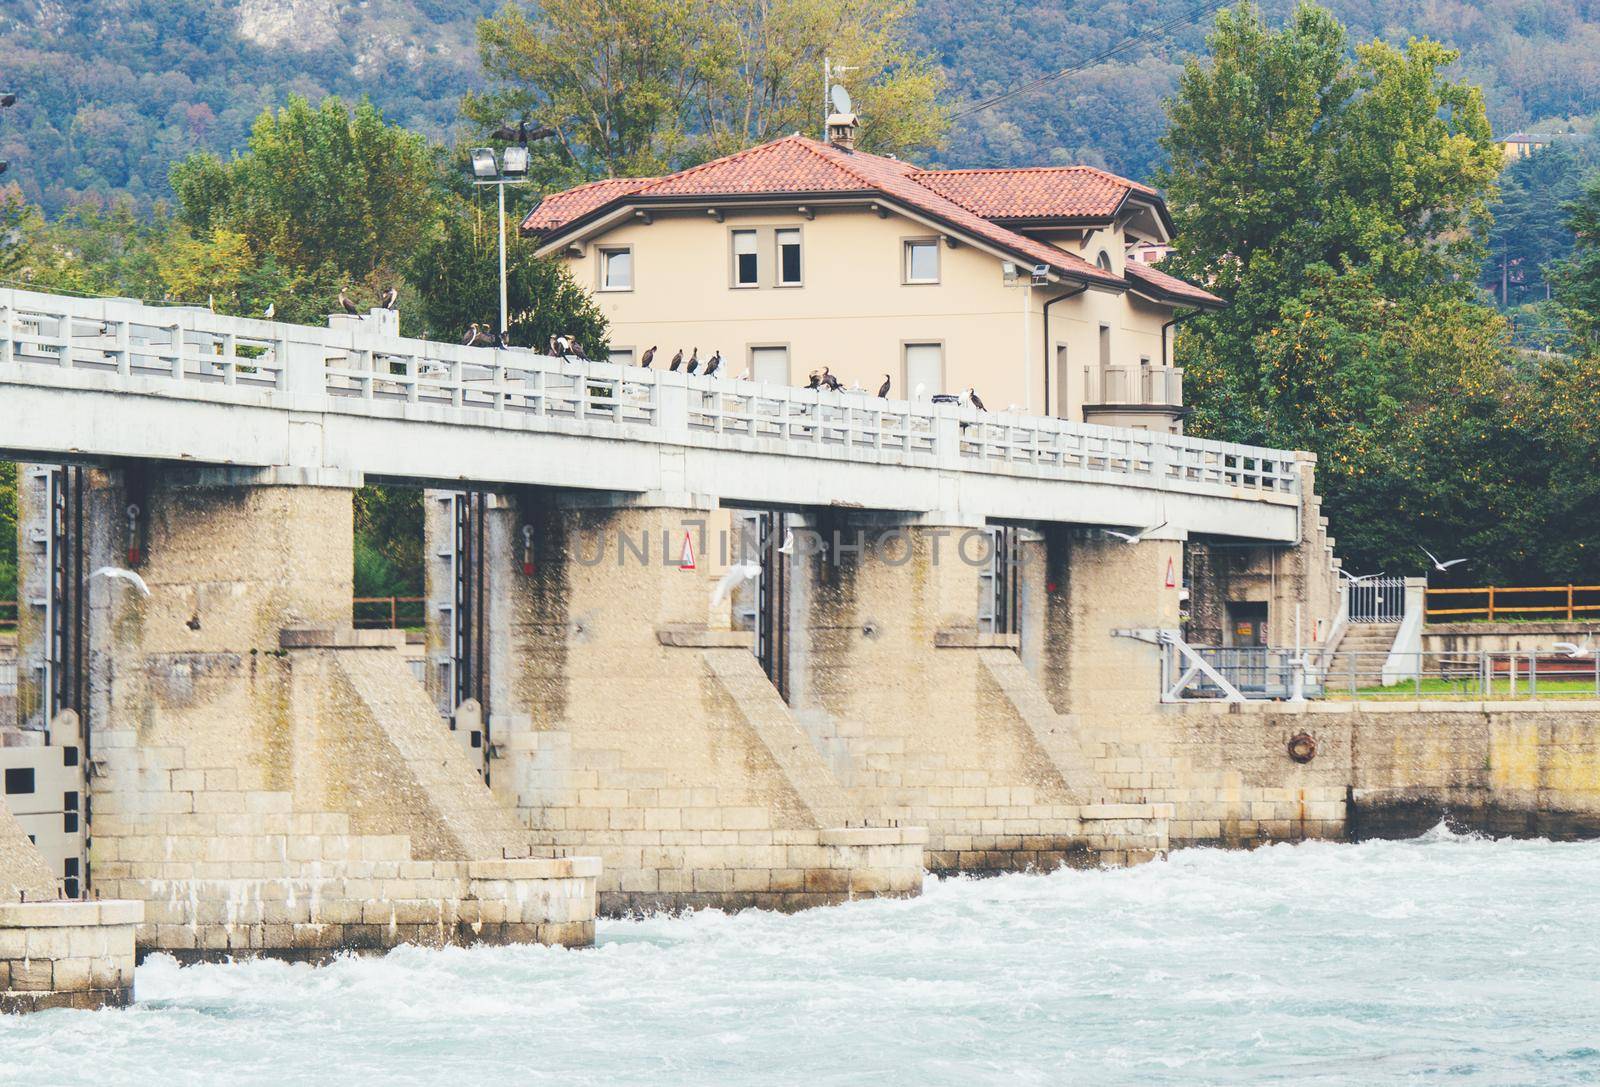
[950,0,1230,121]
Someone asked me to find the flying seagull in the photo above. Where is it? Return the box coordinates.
[668,349,684,371]
[1102,521,1169,545]
[339,290,362,319]
[877,374,891,398]
[381,286,399,310]
[1554,638,1594,658]
[703,351,721,378]
[710,562,763,607]
[640,346,656,368]
[91,566,150,597]
[1420,546,1469,572]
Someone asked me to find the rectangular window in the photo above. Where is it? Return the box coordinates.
[4,767,34,794]
[733,230,759,287]
[750,345,790,384]
[599,247,632,291]
[1054,344,1070,418]
[1099,324,1111,368]
[903,343,943,399]
[777,229,802,286]
[905,239,939,284]
[608,348,635,366]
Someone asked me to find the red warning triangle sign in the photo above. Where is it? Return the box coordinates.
[679,531,697,570]
[1164,556,1177,589]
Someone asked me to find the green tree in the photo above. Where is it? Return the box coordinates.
[466,0,948,183]
[1551,169,1600,351]
[408,188,607,354]
[169,96,440,287]
[1159,2,1503,573]
[1483,142,1587,308]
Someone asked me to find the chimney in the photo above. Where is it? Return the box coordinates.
[826,112,858,151]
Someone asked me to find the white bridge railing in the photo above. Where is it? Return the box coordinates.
[0,286,1300,499]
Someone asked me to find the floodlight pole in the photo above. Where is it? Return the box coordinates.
[497,182,507,337]
[473,166,530,339]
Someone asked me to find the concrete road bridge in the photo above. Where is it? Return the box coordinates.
[0,285,1355,996]
[0,286,1303,541]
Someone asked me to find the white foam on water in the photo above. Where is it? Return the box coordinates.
[3,833,1600,1085]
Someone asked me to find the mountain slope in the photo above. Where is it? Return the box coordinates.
[1,0,1598,213]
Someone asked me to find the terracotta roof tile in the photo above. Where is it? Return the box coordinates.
[908,165,1154,220]
[521,136,1140,287]
[1125,259,1223,307]
[521,177,656,233]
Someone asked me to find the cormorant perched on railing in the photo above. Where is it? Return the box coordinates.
[877,374,891,398]
[685,348,700,374]
[640,346,656,368]
[381,286,399,310]
[805,371,821,389]
[668,349,684,371]
[819,367,842,391]
[704,351,721,377]
[964,386,987,412]
[339,290,362,318]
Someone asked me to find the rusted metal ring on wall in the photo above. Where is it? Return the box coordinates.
[1287,732,1317,763]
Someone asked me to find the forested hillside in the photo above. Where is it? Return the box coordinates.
[2,0,1599,212]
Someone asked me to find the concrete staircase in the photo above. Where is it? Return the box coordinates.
[1325,623,1399,689]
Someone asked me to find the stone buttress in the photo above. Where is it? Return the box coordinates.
[84,468,596,960]
[479,494,925,915]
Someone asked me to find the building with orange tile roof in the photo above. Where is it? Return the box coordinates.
[524,118,1220,431]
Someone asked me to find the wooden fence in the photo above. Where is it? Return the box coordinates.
[1425,584,1600,622]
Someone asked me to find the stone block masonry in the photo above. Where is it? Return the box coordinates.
[483,496,925,915]
[0,899,142,1012]
[83,469,597,959]
[785,513,1170,873]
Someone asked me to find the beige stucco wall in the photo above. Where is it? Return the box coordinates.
[558,206,1172,423]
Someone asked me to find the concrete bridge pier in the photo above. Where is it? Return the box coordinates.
[784,511,1168,872]
[62,465,596,960]
[477,491,924,916]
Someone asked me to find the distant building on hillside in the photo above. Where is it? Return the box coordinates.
[521,115,1221,434]
[1497,132,1555,164]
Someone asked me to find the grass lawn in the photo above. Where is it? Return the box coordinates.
[1326,676,1600,700]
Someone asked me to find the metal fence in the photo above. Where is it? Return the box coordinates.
[1182,646,1321,699]
[1426,584,1600,622]
[1347,576,1406,623]
[353,596,427,630]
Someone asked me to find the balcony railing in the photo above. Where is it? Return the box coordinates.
[1084,363,1184,407]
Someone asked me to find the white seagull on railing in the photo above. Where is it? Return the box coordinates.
[1420,546,1469,572]
[710,562,763,606]
[1103,521,1169,544]
[90,566,150,597]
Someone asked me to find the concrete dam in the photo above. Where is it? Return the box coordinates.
[2,286,1596,1011]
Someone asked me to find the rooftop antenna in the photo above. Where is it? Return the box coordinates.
[824,58,858,137]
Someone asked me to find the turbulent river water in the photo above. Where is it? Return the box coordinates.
[3,829,1598,1086]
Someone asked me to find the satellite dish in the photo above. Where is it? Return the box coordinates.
[830,84,853,115]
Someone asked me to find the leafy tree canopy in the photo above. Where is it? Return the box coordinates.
[464,0,948,182]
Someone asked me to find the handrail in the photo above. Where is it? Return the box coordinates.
[1425,584,1600,622]
[352,595,427,629]
[0,285,1304,503]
